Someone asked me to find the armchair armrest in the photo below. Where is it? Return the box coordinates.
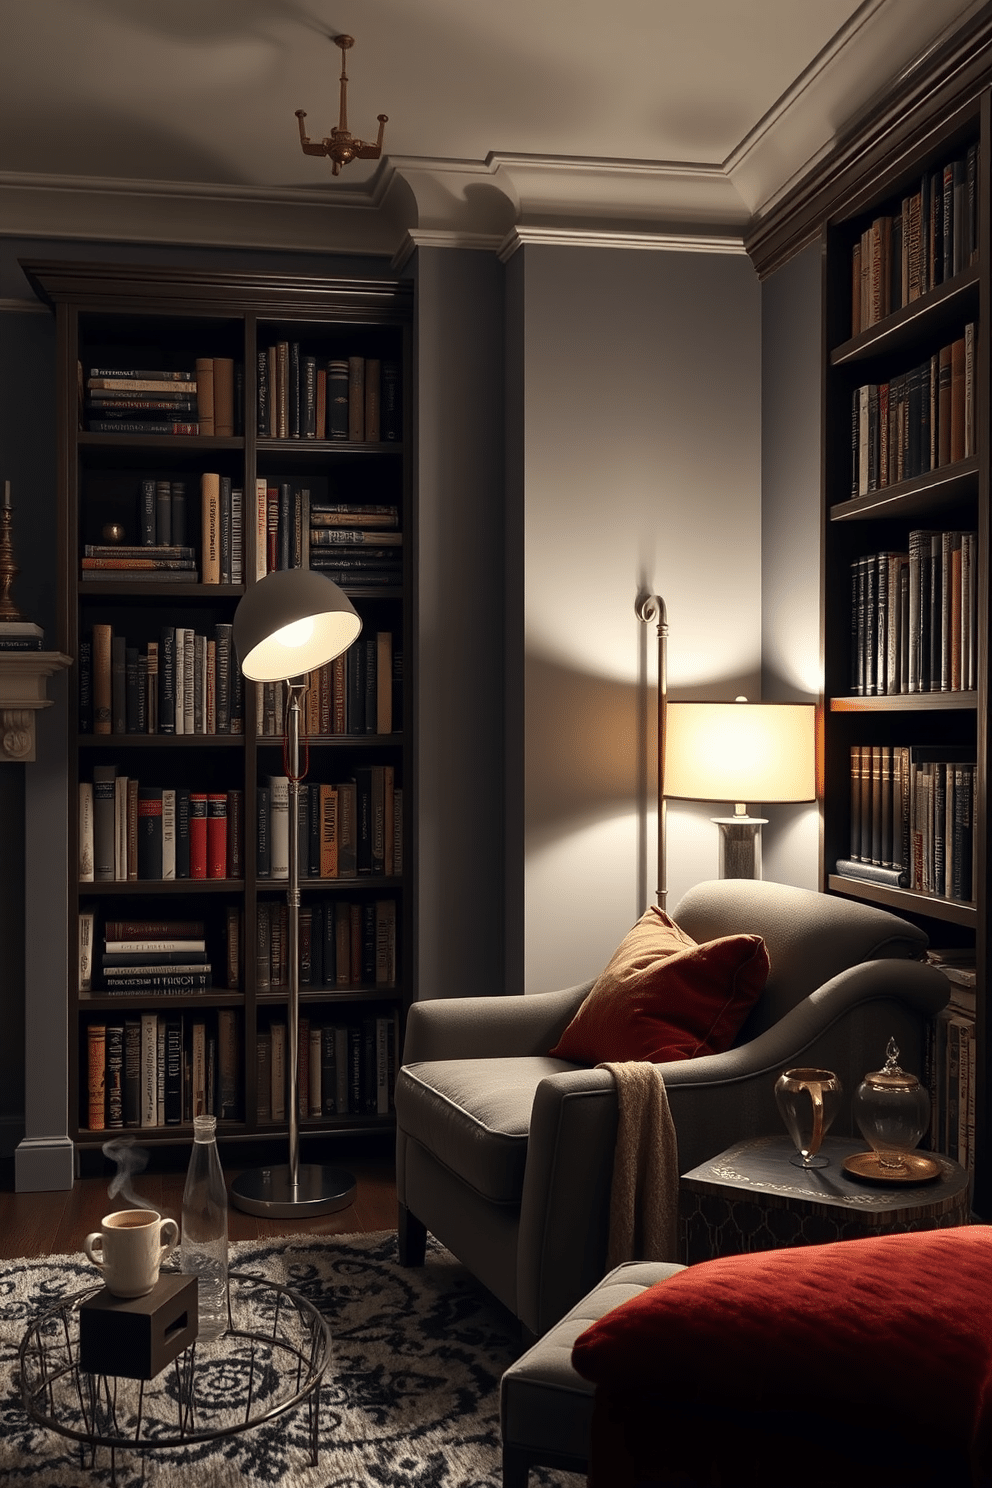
[656,957,949,1090]
[401,981,594,1062]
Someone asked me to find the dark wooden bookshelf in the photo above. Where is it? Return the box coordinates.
[24,261,415,1160]
[818,91,989,1210]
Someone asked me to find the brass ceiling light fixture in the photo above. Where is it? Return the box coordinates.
[295,34,387,175]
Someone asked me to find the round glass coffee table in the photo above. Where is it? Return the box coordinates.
[18,1270,331,1485]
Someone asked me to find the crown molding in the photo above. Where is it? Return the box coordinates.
[496,226,746,263]
[0,3,984,272]
[0,296,47,314]
[746,0,992,277]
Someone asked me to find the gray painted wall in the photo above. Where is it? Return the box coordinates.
[410,247,507,1001]
[759,240,823,891]
[511,244,763,993]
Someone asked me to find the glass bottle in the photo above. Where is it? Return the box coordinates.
[181,1114,229,1341]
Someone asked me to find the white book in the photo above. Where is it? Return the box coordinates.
[269,775,290,880]
[78,782,94,882]
[140,1012,158,1127]
[255,477,268,582]
[231,486,244,584]
[183,629,195,734]
[161,788,176,880]
[174,626,187,735]
[194,632,206,733]
[114,775,128,880]
[157,1017,166,1125]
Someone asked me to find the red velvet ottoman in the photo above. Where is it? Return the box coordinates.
[572,1227,992,1487]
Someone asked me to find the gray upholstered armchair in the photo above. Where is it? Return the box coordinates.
[394,880,950,1338]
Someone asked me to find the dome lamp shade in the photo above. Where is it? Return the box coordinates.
[233,567,362,682]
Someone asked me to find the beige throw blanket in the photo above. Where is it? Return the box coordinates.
[597,1061,680,1267]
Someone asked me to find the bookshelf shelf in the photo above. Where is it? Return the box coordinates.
[829,457,979,522]
[829,691,978,713]
[819,94,988,1207]
[25,259,414,1159]
[829,263,980,367]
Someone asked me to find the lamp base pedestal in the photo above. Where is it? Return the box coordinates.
[230,1163,356,1218]
[711,816,768,880]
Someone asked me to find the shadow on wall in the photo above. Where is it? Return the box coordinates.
[524,649,645,842]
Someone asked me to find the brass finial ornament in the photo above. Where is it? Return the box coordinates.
[295,34,387,176]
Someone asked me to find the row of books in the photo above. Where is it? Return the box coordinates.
[256,632,399,737]
[256,348,400,443]
[837,744,975,901]
[257,897,397,990]
[258,767,401,880]
[850,142,979,336]
[79,913,240,993]
[849,530,978,697]
[257,1012,399,1121]
[83,1006,400,1132]
[82,623,244,735]
[252,483,403,587]
[81,361,243,437]
[79,773,244,883]
[84,1008,241,1130]
[848,326,975,498]
[82,475,244,585]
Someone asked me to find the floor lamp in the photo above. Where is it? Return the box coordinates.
[230,567,363,1217]
[637,594,817,902]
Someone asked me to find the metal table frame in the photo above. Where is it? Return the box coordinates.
[19,1269,332,1486]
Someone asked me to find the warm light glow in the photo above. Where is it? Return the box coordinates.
[273,616,315,649]
[665,701,817,805]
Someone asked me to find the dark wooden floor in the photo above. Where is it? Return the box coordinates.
[0,1135,398,1260]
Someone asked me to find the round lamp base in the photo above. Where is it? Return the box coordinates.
[230,1163,357,1218]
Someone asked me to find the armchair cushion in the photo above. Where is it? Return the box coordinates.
[548,906,769,1065]
[396,1056,571,1204]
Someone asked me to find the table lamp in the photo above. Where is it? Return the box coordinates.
[230,567,362,1217]
[664,698,817,880]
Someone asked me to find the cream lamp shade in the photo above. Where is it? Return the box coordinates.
[665,700,817,807]
[232,567,362,681]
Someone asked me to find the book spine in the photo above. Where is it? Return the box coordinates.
[190,792,208,878]
[207,792,228,878]
[87,1022,107,1130]
[202,471,221,583]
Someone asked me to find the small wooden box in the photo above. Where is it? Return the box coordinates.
[79,1273,198,1380]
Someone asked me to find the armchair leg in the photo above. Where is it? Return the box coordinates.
[397,1202,427,1266]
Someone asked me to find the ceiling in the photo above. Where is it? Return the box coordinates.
[0,0,985,267]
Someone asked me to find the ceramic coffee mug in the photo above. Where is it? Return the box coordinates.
[83,1208,179,1298]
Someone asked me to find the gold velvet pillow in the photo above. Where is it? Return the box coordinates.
[549,906,769,1064]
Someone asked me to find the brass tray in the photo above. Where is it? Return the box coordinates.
[842,1151,941,1184]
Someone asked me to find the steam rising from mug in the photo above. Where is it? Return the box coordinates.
[102,1137,151,1208]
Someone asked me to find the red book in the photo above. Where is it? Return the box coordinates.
[189,792,208,879]
[207,792,228,878]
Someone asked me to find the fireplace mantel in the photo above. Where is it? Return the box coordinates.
[0,652,72,761]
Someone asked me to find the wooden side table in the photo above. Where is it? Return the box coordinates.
[680,1134,971,1264]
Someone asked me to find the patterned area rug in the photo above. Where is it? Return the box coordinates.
[0,1232,580,1487]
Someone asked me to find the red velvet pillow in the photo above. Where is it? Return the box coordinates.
[548,906,768,1064]
[572,1228,992,1470]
